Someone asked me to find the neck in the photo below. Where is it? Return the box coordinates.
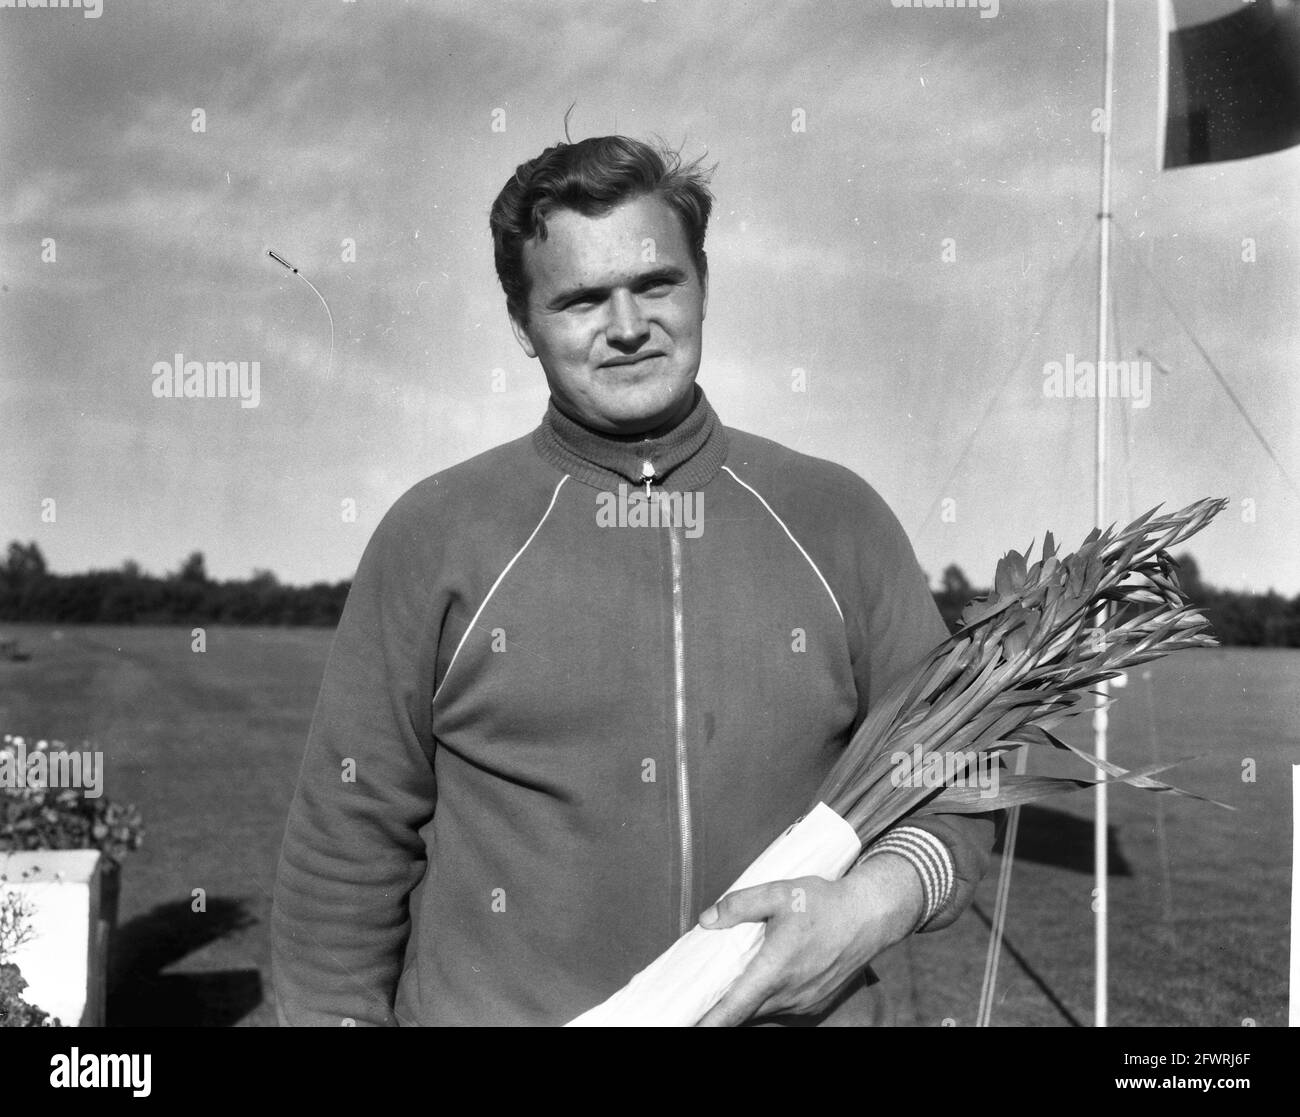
[533,384,728,491]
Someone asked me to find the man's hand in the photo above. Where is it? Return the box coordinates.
[694,852,926,1027]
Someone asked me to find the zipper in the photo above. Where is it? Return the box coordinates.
[643,453,693,936]
[667,513,693,936]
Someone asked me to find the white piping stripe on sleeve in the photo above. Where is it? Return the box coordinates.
[433,474,569,701]
[720,465,844,622]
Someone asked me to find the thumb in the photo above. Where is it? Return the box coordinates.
[699,881,787,930]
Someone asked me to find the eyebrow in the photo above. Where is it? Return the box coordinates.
[546,265,689,309]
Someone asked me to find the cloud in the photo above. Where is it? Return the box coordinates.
[0,0,1294,591]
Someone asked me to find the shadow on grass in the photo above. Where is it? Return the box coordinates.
[107,896,261,1026]
[997,804,1133,876]
[968,900,1085,1027]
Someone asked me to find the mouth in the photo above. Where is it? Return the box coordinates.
[600,352,664,369]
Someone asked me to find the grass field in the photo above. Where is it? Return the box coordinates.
[1,623,1296,1027]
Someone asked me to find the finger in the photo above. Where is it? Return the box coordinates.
[699,882,788,930]
[696,951,784,1027]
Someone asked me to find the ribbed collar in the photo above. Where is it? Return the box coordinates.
[532,384,729,492]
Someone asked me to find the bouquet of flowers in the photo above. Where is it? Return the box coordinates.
[568,497,1230,1026]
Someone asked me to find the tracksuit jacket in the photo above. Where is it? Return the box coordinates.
[271,386,998,1026]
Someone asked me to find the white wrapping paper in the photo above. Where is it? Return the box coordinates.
[566,801,862,1026]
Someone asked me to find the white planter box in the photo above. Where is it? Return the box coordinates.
[0,849,109,1027]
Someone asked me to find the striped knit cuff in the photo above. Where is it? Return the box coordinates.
[862,826,955,931]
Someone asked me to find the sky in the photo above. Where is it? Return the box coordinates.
[2,0,1297,595]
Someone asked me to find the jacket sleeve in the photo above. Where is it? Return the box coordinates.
[271,494,442,1026]
[845,483,1004,933]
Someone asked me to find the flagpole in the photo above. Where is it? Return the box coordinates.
[1093,0,1117,1030]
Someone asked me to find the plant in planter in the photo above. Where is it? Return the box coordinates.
[0,734,144,1026]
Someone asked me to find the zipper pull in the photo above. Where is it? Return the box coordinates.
[640,459,655,498]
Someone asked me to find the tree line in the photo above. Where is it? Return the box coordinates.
[2,540,1297,646]
[0,543,348,627]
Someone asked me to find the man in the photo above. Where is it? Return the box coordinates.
[272,135,999,1026]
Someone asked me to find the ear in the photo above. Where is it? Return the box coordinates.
[700,266,708,322]
[509,312,537,359]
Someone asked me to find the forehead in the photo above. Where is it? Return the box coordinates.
[521,193,693,292]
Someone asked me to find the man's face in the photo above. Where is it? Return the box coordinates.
[510,193,707,437]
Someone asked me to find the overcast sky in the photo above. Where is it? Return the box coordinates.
[2,0,1296,594]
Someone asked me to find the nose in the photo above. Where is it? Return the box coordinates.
[605,289,651,351]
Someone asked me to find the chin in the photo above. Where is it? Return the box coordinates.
[593,383,690,429]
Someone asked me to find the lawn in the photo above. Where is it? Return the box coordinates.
[903,645,1298,1027]
[1,624,1295,1026]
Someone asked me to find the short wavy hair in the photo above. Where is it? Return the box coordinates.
[490,135,714,325]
